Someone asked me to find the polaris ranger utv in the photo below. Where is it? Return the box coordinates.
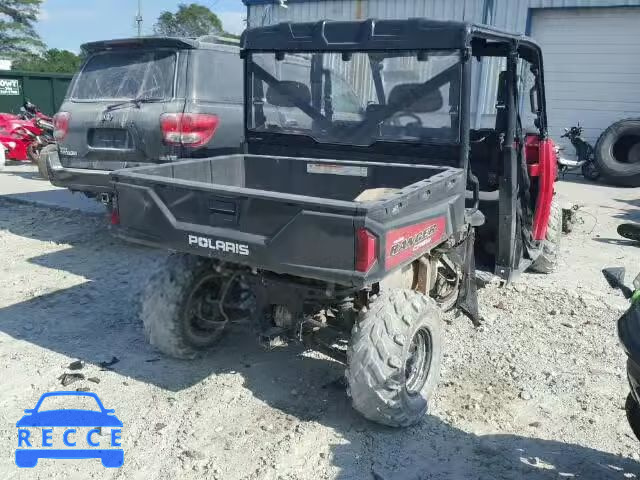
[110,19,560,427]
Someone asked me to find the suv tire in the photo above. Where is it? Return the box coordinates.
[346,289,443,427]
[140,254,253,359]
[37,144,57,181]
[530,198,562,274]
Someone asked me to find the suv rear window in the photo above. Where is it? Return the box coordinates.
[71,50,176,101]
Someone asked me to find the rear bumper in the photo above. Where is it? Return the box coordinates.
[47,153,112,194]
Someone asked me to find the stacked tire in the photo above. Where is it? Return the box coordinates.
[595,118,640,187]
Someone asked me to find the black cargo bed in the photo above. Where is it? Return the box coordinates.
[111,154,466,287]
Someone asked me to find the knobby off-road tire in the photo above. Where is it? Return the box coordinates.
[530,198,562,274]
[346,289,443,427]
[595,118,640,187]
[37,144,57,180]
[140,254,252,360]
[626,393,640,442]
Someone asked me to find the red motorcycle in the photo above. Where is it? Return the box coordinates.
[0,102,54,162]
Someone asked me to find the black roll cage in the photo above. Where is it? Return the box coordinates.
[241,19,549,282]
[241,19,548,168]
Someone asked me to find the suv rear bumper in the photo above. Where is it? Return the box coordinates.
[47,153,112,194]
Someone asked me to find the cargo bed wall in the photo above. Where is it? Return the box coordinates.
[113,178,362,284]
[111,155,466,287]
[128,155,452,203]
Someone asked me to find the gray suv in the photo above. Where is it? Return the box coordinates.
[48,36,244,197]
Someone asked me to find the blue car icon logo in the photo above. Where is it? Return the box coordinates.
[16,391,123,468]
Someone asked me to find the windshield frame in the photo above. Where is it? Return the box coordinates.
[244,49,465,149]
[69,48,179,103]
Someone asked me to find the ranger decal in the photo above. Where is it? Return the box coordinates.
[385,217,446,270]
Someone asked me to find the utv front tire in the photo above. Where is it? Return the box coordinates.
[346,290,443,427]
[140,254,252,359]
[530,199,562,274]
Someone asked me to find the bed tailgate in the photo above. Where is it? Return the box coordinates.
[110,171,365,284]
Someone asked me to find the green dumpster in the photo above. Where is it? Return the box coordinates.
[0,70,73,116]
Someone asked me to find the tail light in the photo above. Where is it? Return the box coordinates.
[53,112,71,140]
[355,228,378,273]
[160,113,219,147]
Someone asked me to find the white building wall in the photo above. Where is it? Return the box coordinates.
[247,0,640,30]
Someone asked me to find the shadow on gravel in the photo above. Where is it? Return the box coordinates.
[4,169,43,181]
[593,238,640,247]
[227,347,640,480]
[0,190,106,215]
[612,198,640,224]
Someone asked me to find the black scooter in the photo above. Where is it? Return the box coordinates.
[603,267,640,440]
[557,124,600,181]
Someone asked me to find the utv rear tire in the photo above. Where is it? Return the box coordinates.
[37,144,57,180]
[140,254,252,360]
[594,118,640,187]
[530,198,562,274]
[346,290,443,427]
[626,393,640,442]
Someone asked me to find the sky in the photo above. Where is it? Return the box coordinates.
[36,0,247,52]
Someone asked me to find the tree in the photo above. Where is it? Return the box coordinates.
[13,49,84,74]
[154,3,223,37]
[0,0,45,58]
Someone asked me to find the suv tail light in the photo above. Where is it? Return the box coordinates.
[53,112,71,140]
[355,228,378,273]
[160,113,219,147]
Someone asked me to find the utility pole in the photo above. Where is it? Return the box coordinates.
[135,0,143,37]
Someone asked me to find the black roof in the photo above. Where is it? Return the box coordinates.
[82,36,239,54]
[241,18,541,53]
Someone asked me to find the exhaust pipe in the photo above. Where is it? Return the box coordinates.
[557,156,585,168]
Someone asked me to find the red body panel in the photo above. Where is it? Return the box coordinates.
[526,135,558,241]
[0,134,29,160]
[385,217,446,270]
[0,126,36,161]
[0,115,48,162]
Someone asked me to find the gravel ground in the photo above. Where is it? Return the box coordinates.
[1,176,640,479]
